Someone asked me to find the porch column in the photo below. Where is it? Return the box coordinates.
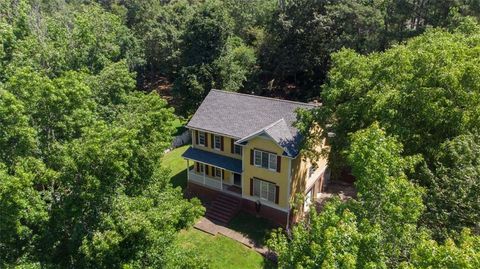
[203,164,206,185]
[220,168,223,190]
[186,160,190,181]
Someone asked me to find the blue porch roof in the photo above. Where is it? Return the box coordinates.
[182,147,242,174]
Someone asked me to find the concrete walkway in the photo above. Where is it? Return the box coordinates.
[194,217,269,256]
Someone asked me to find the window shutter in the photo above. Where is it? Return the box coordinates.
[221,136,224,151]
[205,133,208,147]
[195,131,199,144]
[221,170,224,180]
[250,178,254,196]
[205,165,209,176]
[275,185,280,204]
[211,134,215,148]
[276,156,281,172]
[196,163,200,172]
[231,139,234,153]
[250,150,254,165]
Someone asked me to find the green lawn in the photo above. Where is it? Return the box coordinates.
[163,145,275,269]
[162,145,190,189]
[228,212,275,247]
[172,117,187,136]
[176,229,274,269]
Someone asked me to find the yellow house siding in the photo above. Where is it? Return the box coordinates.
[290,153,328,196]
[242,136,290,209]
[191,129,242,160]
[290,153,307,201]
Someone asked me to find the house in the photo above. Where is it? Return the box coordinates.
[182,90,329,227]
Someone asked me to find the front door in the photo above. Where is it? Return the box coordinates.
[233,173,241,186]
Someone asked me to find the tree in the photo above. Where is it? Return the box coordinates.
[3,2,140,77]
[0,89,37,166]
[269,198,363,268]
[0,160,49,266]
[4,68,96,154]
[405,228,480,269]
[301,24,480,172]
[347,124,424,266]
[270,124,426,268]
[214,36,256,92]
[419,133,480,240]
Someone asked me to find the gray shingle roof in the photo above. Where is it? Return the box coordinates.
[182,147,242,173]
[187,90,316,157]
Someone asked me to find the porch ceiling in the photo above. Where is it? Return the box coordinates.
[182,147,242,174]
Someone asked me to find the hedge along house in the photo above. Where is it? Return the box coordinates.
[182,90,329,227]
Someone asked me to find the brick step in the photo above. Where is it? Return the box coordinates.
[204,193,242,225]
[205,211,230,224]
[212,201,239,210]
[216,194,241,204]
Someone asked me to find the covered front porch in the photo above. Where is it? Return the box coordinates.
[182,147,243,196]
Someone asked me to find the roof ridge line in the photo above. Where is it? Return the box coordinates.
[210,89,318,107]
[262,118,286,131]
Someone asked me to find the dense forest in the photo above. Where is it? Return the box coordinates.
[1,0,480,268]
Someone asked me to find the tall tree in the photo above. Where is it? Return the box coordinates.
[270,124,425,268]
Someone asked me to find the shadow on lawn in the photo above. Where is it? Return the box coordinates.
[228,211,276,248]
[171,167,189,190]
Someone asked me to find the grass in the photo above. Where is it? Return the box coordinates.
[172,117,187,136]
[228,212,276,247]
[162,145,190,189]
[163,144,276,269]
[176,229,274,269]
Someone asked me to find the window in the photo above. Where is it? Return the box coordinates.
[308,165,317,178]
[198,132,206,146]
[198,163,204,173]
[253,178,276,203]
[304,189,313,211]
[254,150,278,171]
[268,154,277,171]
[214,135,221,150]
[214,167,222,178]
[234,144,242,155]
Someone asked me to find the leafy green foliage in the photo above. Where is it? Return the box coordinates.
[270,124,480,268]
[348,124,424,266]
[405,229,480,269]
[0,2,204,267]
[419,133,480,239]
[298,25,480,240]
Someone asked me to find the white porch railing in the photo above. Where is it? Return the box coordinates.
[188,169,222,190]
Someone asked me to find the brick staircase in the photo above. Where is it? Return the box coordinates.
[205,193,242,225]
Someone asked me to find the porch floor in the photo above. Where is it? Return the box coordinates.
[225,184,242,194]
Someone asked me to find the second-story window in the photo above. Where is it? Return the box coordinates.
[254,150,278,171]
[198,132,206,146]
[214,135,222,150]
[234,144,242,155]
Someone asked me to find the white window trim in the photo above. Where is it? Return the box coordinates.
[214,135,222,150]
[253,178,276,203]
[198,132,206,146]
[253,149,278,171]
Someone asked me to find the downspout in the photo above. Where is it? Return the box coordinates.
[286,158,292,231]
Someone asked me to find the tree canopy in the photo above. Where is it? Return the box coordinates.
[0,1,204,267]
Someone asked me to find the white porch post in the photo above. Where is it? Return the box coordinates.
[186,160,190,181]
[203,164,206,185]
[220,168,223,190]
